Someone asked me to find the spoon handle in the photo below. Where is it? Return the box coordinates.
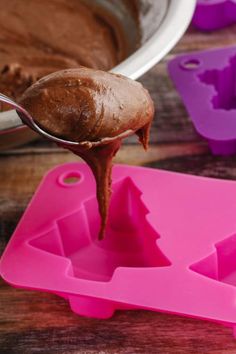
[0,109,22,132]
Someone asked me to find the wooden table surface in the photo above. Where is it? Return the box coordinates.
[1,24,236,354]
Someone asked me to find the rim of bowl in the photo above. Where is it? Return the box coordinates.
[112,0,196,79]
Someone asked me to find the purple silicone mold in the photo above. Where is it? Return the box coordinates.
[193,0,236,31]
[168,46,236,155]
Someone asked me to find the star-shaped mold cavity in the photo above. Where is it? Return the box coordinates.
[199,55,236,111]
[29,177,171,282]
[190,233,236,286]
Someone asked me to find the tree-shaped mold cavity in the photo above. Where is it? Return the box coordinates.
[198,55,236,110]
[30,177,171,282]
[190,233,236,286]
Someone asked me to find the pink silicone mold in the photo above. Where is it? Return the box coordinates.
[2,162,236,336]
[168,46,236,155]
[193,0,236,31]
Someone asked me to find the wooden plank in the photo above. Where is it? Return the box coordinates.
[1,279,236,354]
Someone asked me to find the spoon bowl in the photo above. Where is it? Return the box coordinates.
[0,93,82,147]
[0,93,135,148]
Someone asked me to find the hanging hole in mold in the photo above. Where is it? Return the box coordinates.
[64,176,80,184]
[198,54,236,111]
[180,59,201,71]
[30,176,171,282]
[190,233,236,287]
[58,171,82,187]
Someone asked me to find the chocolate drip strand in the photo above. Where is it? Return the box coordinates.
[136,122,151,150]
[19,68,154,239]
[78,140,121,239]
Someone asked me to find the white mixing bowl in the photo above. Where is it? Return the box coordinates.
[0,0,196,150]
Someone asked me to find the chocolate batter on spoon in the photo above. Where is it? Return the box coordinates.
[19,68,154,239]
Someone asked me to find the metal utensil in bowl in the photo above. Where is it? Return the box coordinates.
[0,93,74,145]
[0,93,94,148]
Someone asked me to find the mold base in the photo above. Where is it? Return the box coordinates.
[2,163,236,335]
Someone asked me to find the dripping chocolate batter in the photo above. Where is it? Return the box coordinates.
[19,68,154,239]
[0,0,130,109]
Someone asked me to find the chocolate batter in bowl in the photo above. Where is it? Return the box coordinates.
[0,0,135,110]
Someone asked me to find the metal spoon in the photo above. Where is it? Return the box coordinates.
[0,93,81,147]
[0,92,135,149]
